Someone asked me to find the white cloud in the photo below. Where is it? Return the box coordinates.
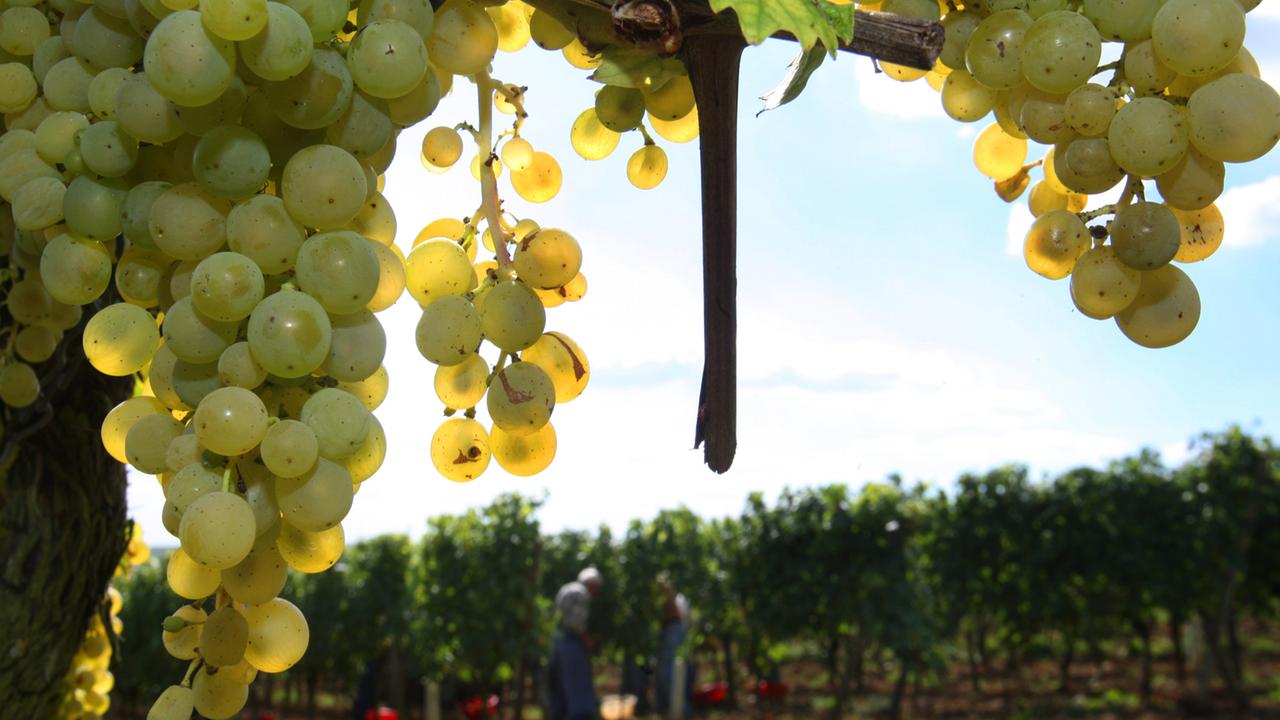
[1217,175,1280,247]
[851,58,945,120]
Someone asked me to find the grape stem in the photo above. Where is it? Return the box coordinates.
[473,70,514,269]
[181,658,201,688]
[1077,175,1143,222]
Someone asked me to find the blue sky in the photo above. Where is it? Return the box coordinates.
[129,9,1280,540]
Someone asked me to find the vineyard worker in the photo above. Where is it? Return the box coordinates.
[654,573,692,718]
[550,566,604,720]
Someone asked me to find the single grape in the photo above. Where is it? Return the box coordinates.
[626,145,668,190]
[1187,73,1280,164]
[421,126,463,168]
[190,252,266,322]
[1019,11,1102,95]
[1156,148,1224,210]
[570,108,621,160]
[510,151,562,203]
[941,70,998,122]
[490,421,556,476]
[276,521,344,573]
[195,386,270,456]
[430,417,490,482]
[415,295,482,366]
[247,289,333,378]
[179,490,257,569]
[1114,264,1200,348]
[1151,0,1244,77]
[274,457,355,531]
[427,0,497,76]
[1171,204,1224,262]
[243,598,309,672]
[1023,209,1090,279]
[521,332,589,403]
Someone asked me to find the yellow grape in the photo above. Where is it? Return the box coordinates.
[276,521,345,573]
[1023,209,1090,280]
[562,37,600,69]
[161,605,207,659]
[414,217,467,246]
[649,106,699,143]
[405,238,474,306]
[520,331,590,403]
[972,123,1027,181]
[433,353,489,409]
[421,126,463,168]
[491,422,556,476]
[179,491,257,570]
[1070,246,1141,318]
[201,606,249,667]
[1171,204,1224,263]
[101,396,168,464]
[340,415,386,482]
[570,108,620,160]
[430,417,490,482]
[510,151,562,203]
[501,136,534,171]
[221,534,288,605]
[166,548,220,600]
[274,458,355,531]
[513,227,581,288]
[1114,264,1201,348]
[192,666,249,720]
[627,145,668,190]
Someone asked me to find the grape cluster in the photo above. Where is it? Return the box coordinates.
[57,526,149,720]
[882,0,1278,348]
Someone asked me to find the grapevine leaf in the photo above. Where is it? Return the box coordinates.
[708,0,840,53]
[758,46,826,115]
[823,2,856,45]
[590,48,685,90]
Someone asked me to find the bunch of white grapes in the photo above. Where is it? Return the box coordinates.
[57,527,149,720]
[0,0,607,709]
[879,0,1278,348]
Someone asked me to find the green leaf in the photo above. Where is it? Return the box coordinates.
[758,46,826,115]
[708,0,843,53]
[590,47,685,90]
[823,1,856,45]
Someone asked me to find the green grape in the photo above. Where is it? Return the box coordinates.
[570,108,621,160]
[72,7,144,69]
[940,11,982,71]
[1107,97,1187,177]
[282,144,367,228]
[180,490,257,569]
[222,533,289,605]
[121,181,172,248]
[163,297,239,364]
[430,417,490,482]
[276,521,344,572]
[247,289,332,378]
[261,418,318,477]
[966,10,1032,90]
[421,126,463,168]
[1016,88,1074,144]
[195,386,269,456]
[279,0,346,42]
[1124,39,1176,96]
[480,280,544,352]
[0,361,40,407]
[427,0,497,75]
[173,77,247,136]
[347,19,429,99]
[433,353,487,409]
[34,110,89,166]
[124,409,183,471]
[148,344,190,411]
[366,240,407,312]
[529,7,572,49]
[165,434,203,472]
[294,230,381,313]
[15,325,59,363]
[114,73,185,145]
[358,0,433,37]
[116,245,168,307]
[491,421,556,476]
[237,459,281,535]
[11,175,66,231]
[415,295,481,366]
[347,192,397,245]
[626,145,668,190]
[1082,0,1162,41]
[0,7,50,56]
[1018,10,1101,95]
[144,10,236,106]
[227,194,307,274]
[101,396,167,463]
[1115,264,1200,348]
[321,310,386,381]
[510,151,562,203]
[40,233,113,305]
[266,47,354,130]
[1156,148,1223,210]
[150,182,234,261]
[487,361,555,437]
[1171,203,1224,262]
[1070,245,1141,318]
[78,120,139,178]
[1187,73,1280,164]
[148,686,195,720]
[191,252,265,322]
[972,123,1027,180]
[941,69,998,122]
[218,341,267,388]
[274,457,354,531]
[167,461,223,512]
[191,665,249,719]
[338,364,389,411]
[1063,83,1115,136]
[1151,0,1244,77]
[1111,201,1180,271]
[1168,47,1260,96]
[31,37,68,87]
[63,175,129,242]
[520,331,589,403]
[173,357,224,408]
[404,238,473,306]
[201,0,267,40]
[513,228,581,289]
[1058,138,1124,193]
[594,86,645,132]
[166,547,220,600]
[192,126,271,199]
[387,69,440,126]
[0,62,37,114]
[300,387,371,458]
[1023,209,1090,279]
[162,606,208,664]
[86,67,129,120]
[341,414,385,482]
[168,260,201,305]
[3,96,54,133]
[326,91,393,159]
[642,76,694,121]
[0,150,60,204]
[201,606,249,668]
[83,302,160,376]
[239,2,313,81]
[243,597,309,672]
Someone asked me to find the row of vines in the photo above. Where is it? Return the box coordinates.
[112,427,1280,718]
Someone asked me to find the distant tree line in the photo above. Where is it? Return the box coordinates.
[112,427,1280,718]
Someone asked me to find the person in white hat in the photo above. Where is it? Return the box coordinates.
[549,567,604,720]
